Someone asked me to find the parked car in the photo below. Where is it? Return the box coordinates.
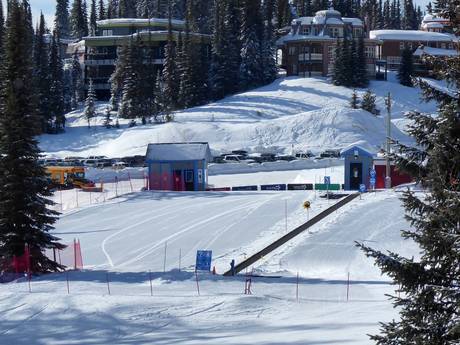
[96,159,113,169]
[260,153,276,162]
[231,150,248,157]
[222,154,256,164]
[212,156,225,163]
[319,149,341,158]
[112,161,128,170]
[295,151,315,159]
[83,159,99,168]
[277,155,296,161]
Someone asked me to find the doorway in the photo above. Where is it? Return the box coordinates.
[350,162,363,190]
[173,170,183,191]
[184,170,195,191]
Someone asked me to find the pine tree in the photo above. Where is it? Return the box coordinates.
[350,89,359,108]
[98,0,106,19]
[210,0,226,100]
[361,89,379,115]
[333,40,346,86]
[383,0,391,28]
[426,1,433,13]
[239,0,264,91]
[84,79,97,127]
[0,0,4,52]
[222,0,241,95]
[154,69,165,121]
[357,6,460,340]
[355,37,369,87]
[261,0,277,85]
[55,0,70,38]
[109,42,129,110]
[70,52,84,108]
[398,47,414,87]
[162,1,180,109]
[70,0,88,39]
[119,38,143,119]
[0,0,64,273]
[33,12,51,133]
[276,0,292,30]
[103,106,112,128]
[89,0,97,36]
[48,31,66,132]
[107,0,118,18]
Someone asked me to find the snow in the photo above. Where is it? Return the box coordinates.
[326,17,343,25]
[414,46,459,56]
[146,142,211,162]
[39,76,437,159]
[370,29,454,42]
[0,184,418,344]
[96,17,185,27]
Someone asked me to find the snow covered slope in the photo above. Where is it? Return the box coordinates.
[39,75,436,158]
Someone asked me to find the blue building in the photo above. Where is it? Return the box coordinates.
[341,145,374,190]
[146,143,212,191]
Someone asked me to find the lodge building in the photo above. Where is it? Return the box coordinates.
[277,8,381,78]
[80,18,210,99]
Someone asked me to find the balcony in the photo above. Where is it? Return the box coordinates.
[298,53,323,61]
[85,59,116,66]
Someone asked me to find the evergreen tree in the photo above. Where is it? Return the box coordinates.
[0,0,4,52]
[277,0,292,30]
[333,40,346,86]
[0,0,64,273]
[162,1,180,109]
[210,0,226,100]
[48,31,66,132]
[355,37,369,87]
[398,47,414,87]
[222,0,241,95]
[154,70,165,121]
[426,1,433,13]
[107,0,118,18]
[361,89,379,115]
[70,52,84,109]
[357,7,460,339]
[98,0,106,20]
[239,0,264,91]
[261,0,277,85]
[383,0,391,28]
[70,0,88,39]
[333,38,353,87]
[350,89,359,109]
[33,12,51,133]
[89,0,97,36]
[103,106,112,128]
[55,0,70,38]
[402,0,417,29]
[84,79,97,127]
[109,42,129,110]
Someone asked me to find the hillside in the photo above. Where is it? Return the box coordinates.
[39,74,436,158]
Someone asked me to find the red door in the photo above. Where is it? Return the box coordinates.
[173,170,183,191]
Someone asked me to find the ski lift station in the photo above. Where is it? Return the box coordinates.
[146,142,212,192]
[341,145,374,190]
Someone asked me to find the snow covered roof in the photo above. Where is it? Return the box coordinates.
[342,18,363,26]
[413,46,459,56]
[326,17,343,25]
[422,22,444,29]
[97,18,185,27]
[146,143,212,162]
[293,16,362,26]
[369,30,454,42]
[340,145,374,158]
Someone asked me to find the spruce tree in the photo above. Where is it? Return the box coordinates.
[162,1,180,110]
[222,0,241,95]
[98,0,106,19]
[210,0,226,100]
[357,6,460,339]
[119,38,143,119]
[398,47,414,87]
[70,0,88,39]
[33,12,51,133]
[70,52,84,108]
[350,89,359,109]
[0,0,64,273]
[276,0,292,30]
[55,0,70,38]
[0,0,4,52]
[261,0,277,85]
[48,31,66,132]
[84,79,97,127]
[109,42,129,111]
[361,89,379,115]
[355,37,369,87]
[89,0,97,36]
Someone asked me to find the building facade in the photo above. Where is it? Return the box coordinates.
[277,9,380,78]
[82,18,210,99]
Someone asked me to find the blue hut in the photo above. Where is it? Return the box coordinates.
[341,145,374,190]
[146,142,212,191]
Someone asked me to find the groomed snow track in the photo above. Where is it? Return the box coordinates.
[223,192,360,276]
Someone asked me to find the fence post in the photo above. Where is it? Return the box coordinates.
[178,248,182,272]
[195,269,200,296]
[73,238,77,270]
[28,273,31,293]
[66,271,70,294]
[75,188,79,208]
[106,272,111,295]
[59,187,63,211]
[296,271,299,302]
[128,173,133,192]
[346,272,350,301]
[149,270,153,296]
[163,242,167,273]
[115,176,118,197]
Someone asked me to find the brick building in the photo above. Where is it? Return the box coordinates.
[276,9,380,78]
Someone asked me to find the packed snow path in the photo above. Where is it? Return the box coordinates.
[0,190,419,344]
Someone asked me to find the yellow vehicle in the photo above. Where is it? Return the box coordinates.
[46,166,95,189]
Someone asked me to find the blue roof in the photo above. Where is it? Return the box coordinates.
[146,142,212,162]
[340,145,374,158]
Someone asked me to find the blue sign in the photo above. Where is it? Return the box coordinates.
[324,176,331,185]
[195,250,212,271]
[370,177,376,188]
[232,185,258,191]
[359,184,367,193]
[370,169,376,178]
[261,184,287,191]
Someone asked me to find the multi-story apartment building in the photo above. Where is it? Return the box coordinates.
[276,8,381,78]
[82,18,210,99]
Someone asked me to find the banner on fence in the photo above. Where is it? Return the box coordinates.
[287,183,314,191]
[315,183,341,191]
[206,187,231,191]
[260,184,287,191]
[232,185,258,191]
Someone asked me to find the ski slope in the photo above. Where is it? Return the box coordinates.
[0,187,419,345]
[39,74,437,158]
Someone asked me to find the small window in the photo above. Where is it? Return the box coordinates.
[302,27,310,35]
[292,63,298,75]
[289,46,297,55]
[102,29,113,36]
[399,42,405,50]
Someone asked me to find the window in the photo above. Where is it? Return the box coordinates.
[289,46,297,55]
[292,63,298,75]
[354,28,361,37]
[102,29,113,36]
[399,42,405,50]
[331,28,340,37]
[441,43,446,49]
[301,27,310,35]
[365,46,375,58]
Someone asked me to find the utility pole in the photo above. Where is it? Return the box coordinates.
[385,92,392,189]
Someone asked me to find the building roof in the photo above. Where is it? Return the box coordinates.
[97,18,185,28]
[414,46,459,56]
[294,15,362,26]
[422,22,444,29]
[369,29,454,42]
[340,145,374,158]
[146,143,212,162]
